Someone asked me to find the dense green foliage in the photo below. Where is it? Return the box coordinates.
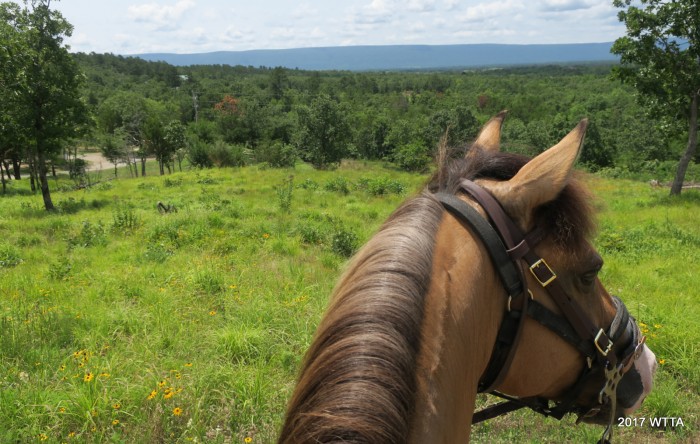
[0,0,87,208]
[612,0,700,194]
[66,52,695,179]
[0,163,697,442]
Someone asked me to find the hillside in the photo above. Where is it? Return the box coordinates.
[135,43,618,71]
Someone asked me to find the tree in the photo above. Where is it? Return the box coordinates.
[100,132,125,177]
[0,0,87,210]
[295,95,352,169]
[612,0,700,195]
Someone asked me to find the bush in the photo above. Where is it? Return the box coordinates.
[393,141,432,172]
[187,140,213,168]
[297,178,319,190]
[255,141,297,168]
[67,221,107,249]
[332,227,358,258]
[356,177,405,196]
[0,245,22,268]
[112,206,141,232]
[209,141,248,168]
[324,176,350,195]
[276,175,294,213]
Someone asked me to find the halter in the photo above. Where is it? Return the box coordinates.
[435,180,646,444]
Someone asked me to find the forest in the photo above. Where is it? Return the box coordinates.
[3,50,694,197]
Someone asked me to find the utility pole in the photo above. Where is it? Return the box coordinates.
[192,90,199,122]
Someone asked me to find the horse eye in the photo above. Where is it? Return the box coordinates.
[580,273,596,286]
[580,268,601,287]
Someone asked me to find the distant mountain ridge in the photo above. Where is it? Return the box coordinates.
[135,43,617,71]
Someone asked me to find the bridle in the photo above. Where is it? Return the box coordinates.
[435,180,647,444]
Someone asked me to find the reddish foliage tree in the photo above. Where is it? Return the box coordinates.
[214,95,241,116]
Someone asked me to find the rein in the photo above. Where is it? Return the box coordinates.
[435,180,646,444]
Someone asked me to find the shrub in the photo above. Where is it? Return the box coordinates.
[112,206,141,232]
[324,176,350,195]
[332,227,358,258]
[209,141,248,168]
[297,178,319,190]
[256,141,297,168]
[48,257,72,280]
[356,177,406,196]
[393,140,432,172]
[276,175,294,213]
[67,221,107,249]
[0,245,22,268]
[187,140,213,168]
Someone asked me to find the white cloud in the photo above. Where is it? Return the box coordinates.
[127,0,196,31]
[406,0,436,13]
[352,0,398,24]
[458,1,525,23]
[444,0,460,11]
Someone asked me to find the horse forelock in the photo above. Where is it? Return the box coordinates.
[279,194,444,444]
[428,146,597,253]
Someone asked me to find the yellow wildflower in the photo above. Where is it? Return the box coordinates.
[38,433,48,441]
[654,324,662,329]
[147,390,157,400]
[173,407,183,416]
[112,419,120,426]
[245,437,252,443]
[659,359,666,365]
[113,403,121,410]
[83,372,94,383]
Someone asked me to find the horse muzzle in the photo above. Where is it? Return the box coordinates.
[578,342,657,425]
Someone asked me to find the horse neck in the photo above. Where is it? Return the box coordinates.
[410,211,505,443]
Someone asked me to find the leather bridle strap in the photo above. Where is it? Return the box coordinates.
[435,192,530,392]
[458,180,614,364]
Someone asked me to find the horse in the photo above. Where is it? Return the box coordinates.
[279,112,657,443]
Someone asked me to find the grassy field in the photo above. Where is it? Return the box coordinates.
[0,162,698,443]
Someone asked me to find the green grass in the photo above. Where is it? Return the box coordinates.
[0,164,698,443]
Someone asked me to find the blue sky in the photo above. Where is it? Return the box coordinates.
[49,0,625,54]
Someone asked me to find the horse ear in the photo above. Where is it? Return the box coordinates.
[485,119,588,227]
[469,110,508,155]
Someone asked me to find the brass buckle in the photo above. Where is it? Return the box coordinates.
[594,328,613,357]
[529,258,557,287]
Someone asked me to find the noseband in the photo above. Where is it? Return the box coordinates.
[436,180,646,444]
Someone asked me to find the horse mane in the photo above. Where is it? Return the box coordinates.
[279,145,596,443]
[279,193,445,443]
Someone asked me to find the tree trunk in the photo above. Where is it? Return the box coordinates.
[114,163,118,177]
[37,149,55,211]
[1,163,6,194]
[671,92,699,195]
[12,156,21,179]
[2,161,12,180]
[141,158,146,176]
[28,155,37,193]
